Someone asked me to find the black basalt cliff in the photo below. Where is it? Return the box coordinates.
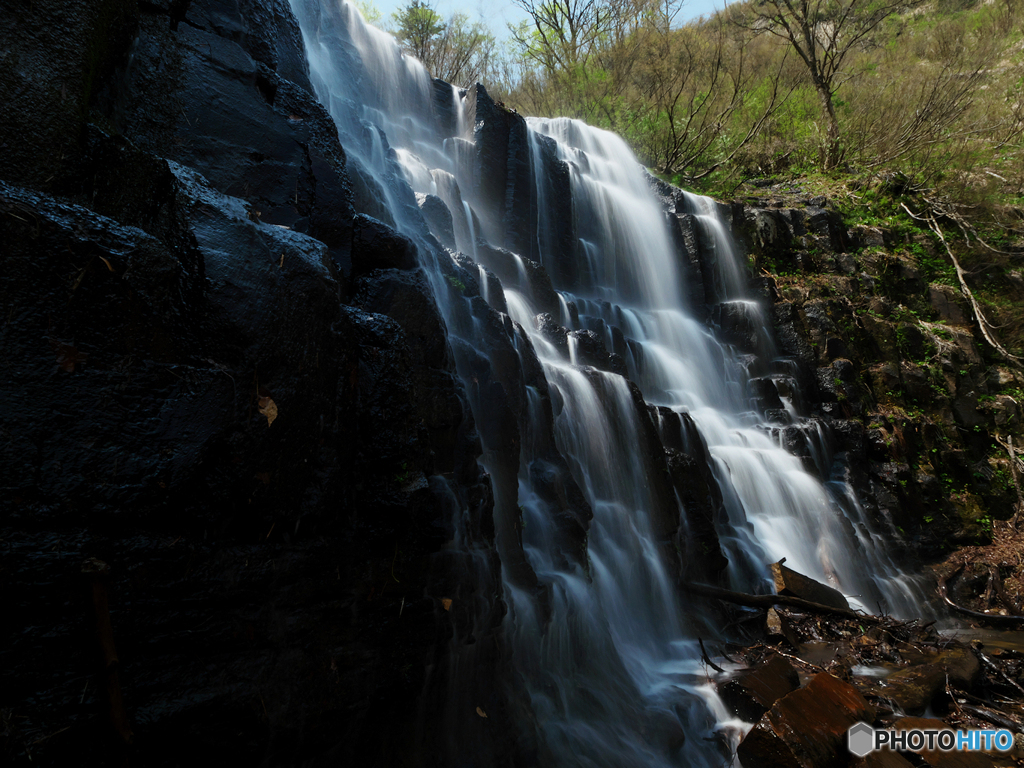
[1,1,512,765]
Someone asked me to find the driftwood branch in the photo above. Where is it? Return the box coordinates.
[937,565,1024,628]
[1007,435,1024,530]
[698,637,726,673]
[681,581,885,624]
[902,203,1024,369]
[976,648,1024,699]
[960,703,1024,732]
[993,434,1024,531]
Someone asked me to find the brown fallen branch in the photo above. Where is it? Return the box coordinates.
[744,642,831,674]
[960,703,1024,732]
[83,559,133,749]
[937,565,1024,629]
[950,682,1007,709]
[975,648,1024,699]
[983,565,1005,610]
[945,675,966,717]
[698,637,725,673]
[1002,435,1024,530]
[681,581,886,624]
[903,203,1024,369]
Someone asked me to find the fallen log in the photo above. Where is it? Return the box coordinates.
[960,703,1024,732]
[976,649,1024,698]
[937,565,1024,628]
[682,581,886,624]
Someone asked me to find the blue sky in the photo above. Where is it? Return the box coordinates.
[360,0,734,40]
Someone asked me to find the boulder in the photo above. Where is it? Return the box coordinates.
[936,645,981,689]
[751,377,786,411]
[665,448,729,576]
[568,329,628,376]
[671,212,709,312]
[351,213,418,273]
[416,193,457,250]
[890,718,995,768]
[532,131,578,289]
[466,84,535,256]
[771,562,851,611]
[766,608,802,646]
[876,664,947,715]
[929,284,970,325]
[738,673,875,768]
[713,300,762,353]
[474,241,561,317]
[535,312,570,353]
[719,654,801,722]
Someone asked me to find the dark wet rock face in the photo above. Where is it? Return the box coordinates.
[719,654,800,723]
[738,672,875,768]
[467,84,535,259]
[1,1,508,765]
[1,171,344,525]
[0,0,140,191]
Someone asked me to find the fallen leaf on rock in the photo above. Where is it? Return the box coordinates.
[258,396,278,426]
[476,707,487,718]
[441,598,452,611]
[49,338,87,372]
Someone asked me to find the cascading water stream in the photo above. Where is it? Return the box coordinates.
[528,118,930,617]
[287,1,932,763]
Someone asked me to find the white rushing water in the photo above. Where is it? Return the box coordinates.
[288,1,931,764]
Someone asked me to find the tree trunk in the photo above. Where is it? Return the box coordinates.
[813,78,841,170]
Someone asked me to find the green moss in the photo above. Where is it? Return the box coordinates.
[951,492,994,543]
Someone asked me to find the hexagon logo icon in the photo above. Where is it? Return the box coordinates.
[848,722,875,757]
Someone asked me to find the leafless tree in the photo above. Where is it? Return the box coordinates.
[735,0,924,169]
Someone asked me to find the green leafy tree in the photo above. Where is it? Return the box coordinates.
[504,0,787,178]
[354,0,383,25]
[393,0,446,63]
[392,1,496,85]
[511,0,612,70]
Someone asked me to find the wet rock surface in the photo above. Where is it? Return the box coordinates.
[738,672,875,768]
[712,590,1024,768]
[889,719,997,768]
[719,654,801,722]
[772,562,851,612]
[1,1,512,765]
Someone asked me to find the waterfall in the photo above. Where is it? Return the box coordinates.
[287,1,931,764]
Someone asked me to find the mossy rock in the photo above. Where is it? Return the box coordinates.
[951,493,994,544]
